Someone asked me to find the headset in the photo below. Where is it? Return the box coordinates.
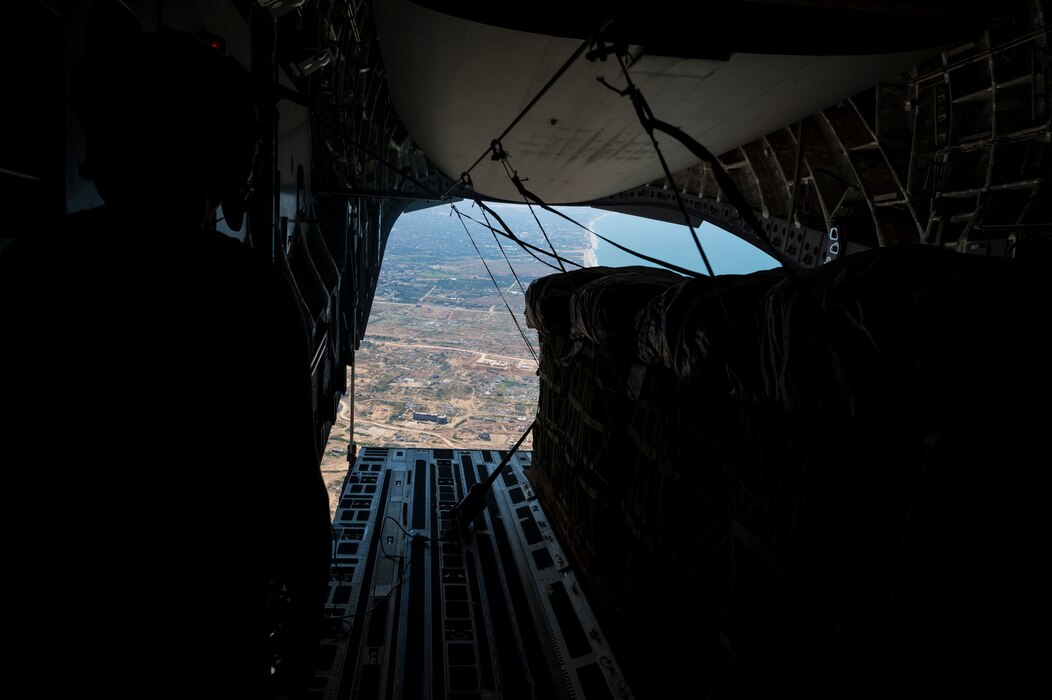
[70,9,260,231]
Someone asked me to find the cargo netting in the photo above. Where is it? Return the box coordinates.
[524,249,1051,698]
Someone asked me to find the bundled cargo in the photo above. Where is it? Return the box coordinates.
[567,267,683,346]
[524,247,1052,699]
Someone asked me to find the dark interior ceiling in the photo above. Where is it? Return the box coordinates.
[406,0,1002,57]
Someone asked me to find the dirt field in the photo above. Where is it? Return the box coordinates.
[321,388,535,518]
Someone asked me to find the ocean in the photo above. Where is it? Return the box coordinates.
[589,212,779,276]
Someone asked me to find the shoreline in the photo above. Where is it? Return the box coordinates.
[584,212,609,267]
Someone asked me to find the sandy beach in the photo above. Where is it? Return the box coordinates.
[584,212,609,267]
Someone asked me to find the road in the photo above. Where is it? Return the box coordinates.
[368,339,535,365]
[373,300,500,315]
[357,416,456,444]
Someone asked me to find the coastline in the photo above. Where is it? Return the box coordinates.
[584,212,609,267]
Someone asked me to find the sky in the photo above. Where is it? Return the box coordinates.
[394,201,782,279]
[461,202,781,277]
[585,208,779,276]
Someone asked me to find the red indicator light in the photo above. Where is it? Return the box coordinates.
[200,33,226,54]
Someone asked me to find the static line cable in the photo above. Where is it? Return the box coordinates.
[440,0,637,199]
[601,49,804,283]
[472,202,563,273]
[479,204,529,295]
[598,47,776,398]
[506,173,703,278]
[459,201,579,272]
[445,419,536,541]
[489,137,700,275]
[524,196,567,273]
[452,207,539,364]
[459,211,539,363]
[462,171,536,291]
[605,51,718,282]
[494,148,567,273]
